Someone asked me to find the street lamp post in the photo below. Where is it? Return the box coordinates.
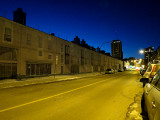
[99,41,111,73]
[100,42,111,50]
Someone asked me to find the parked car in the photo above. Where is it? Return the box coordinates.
[142,70,160,120]
[105,69,114,74]
[118,69,124,72]
[143,63,160,82]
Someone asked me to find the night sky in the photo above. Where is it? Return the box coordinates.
[0,0,160,59]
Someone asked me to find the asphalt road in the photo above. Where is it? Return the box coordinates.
[0,71,141,120]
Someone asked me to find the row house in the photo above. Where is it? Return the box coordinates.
[0,16,123,79]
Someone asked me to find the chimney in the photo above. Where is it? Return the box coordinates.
[51,33,55,36]
[13,8,26,25]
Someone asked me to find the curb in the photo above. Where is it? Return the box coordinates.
[0,73,103,89]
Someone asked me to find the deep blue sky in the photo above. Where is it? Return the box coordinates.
[0,0,160,59]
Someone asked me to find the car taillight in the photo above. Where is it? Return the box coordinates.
[152,65,156,72]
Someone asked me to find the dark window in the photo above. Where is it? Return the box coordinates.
[61,55,63,63]
[81,49,84,65]
[151,72,160,87]
[0,47,17,61]
[36,64,40,75]
[48,55,52,59]
[155,70,160,89]
[48,41,52,50]
[0,63,17,79]
[26,64,31,75]
[91,53,93,65]
[39,51,42,56]
[38,37,42,48]
[31,64,35,75]
[85,58,87,64]
[26,63,51,76]
[65,45,69,64]
[61,44,63,52]
[4,27,11,42]
[27,34,31,45]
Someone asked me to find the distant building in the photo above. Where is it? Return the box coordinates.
[144,47,154,65]
[153,46,160,63]
[111,40,123,60]
[156,46,160,60]
[13,8,26,25]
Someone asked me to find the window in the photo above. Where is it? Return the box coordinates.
[65,45,70,54]
[81,49,84,65]
[48,55,52,59]
[71,56,73,64]
[65,55,69,64]
[151,72,160,86]
[61,44,63,52]
[61,55,63,63]
[38,37,42,48]
[156,76,160,89]
[27,34,31,45]
[85,58,87,64]
[91,53,93,65]
[4,27,11,42]
[26,63,51,76]
[0,63,17,79]
[39,51,42,56]
[77,58,79,64]
[0,46,17,61]
[48,41,52,50]
[65,45,70,64]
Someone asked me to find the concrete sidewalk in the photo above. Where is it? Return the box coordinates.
[0,72,104,89]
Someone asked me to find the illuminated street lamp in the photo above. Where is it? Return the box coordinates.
[139,49,149,64]
[139,50,144,54]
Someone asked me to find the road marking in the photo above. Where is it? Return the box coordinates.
[0,79,106,113]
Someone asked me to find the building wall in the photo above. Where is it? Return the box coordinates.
[0,17,123,78]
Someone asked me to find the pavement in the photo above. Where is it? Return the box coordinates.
[0,72,104,89]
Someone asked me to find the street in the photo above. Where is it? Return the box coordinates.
[0,71,142,120]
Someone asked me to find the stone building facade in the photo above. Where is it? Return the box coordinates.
[0,16,123,79]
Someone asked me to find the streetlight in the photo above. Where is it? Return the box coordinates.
[139,50,144,54]
[99,41,111,73]
[139,49,149,64]
[100,42,111,50]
